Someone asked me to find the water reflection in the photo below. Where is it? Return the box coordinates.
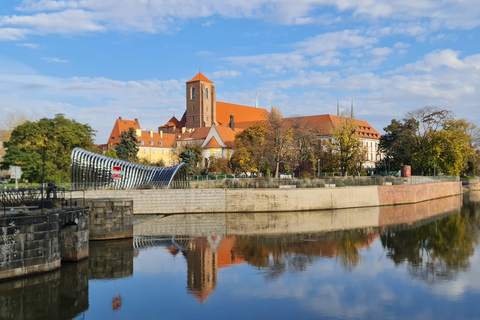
[2,193,480,320]
[133,194,470,301]
[381,195,480,283]
[89,238,134,280]
[0,259,89,320]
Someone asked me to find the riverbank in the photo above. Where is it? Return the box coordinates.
[70,181,462,215]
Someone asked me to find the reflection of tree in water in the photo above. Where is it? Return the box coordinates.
[381,201,480,283]
[234,230,377,278]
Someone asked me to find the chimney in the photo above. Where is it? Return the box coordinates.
[160,130,163,138]
[119,117,122,120]
[230,114,235,131]
[150,130,153,138]
[181,127,186,133]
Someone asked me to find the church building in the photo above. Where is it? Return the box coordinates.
[103,72,381,170]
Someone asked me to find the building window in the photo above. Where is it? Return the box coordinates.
[143,149,146,154]
[140,140,144,145]
[158,141,162,146]
[149,141,153,146]
[162,150,164,155]
[153,150,155,155]
[205,88,209,99]
[191,87,196,100]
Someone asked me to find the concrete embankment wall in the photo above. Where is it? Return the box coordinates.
[71,181,462,215]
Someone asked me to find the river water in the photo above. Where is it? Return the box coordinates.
[1,192,480,320]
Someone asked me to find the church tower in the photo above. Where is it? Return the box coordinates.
[185,72,216,128]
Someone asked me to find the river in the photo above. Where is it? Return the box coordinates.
[1,192,479,319]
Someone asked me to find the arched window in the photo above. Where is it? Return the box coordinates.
[191,87,196,100]
[205,88,209,99]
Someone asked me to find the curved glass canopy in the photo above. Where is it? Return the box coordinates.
[70,148,188,190]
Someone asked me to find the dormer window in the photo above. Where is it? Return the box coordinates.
[191,87,196,100]
[140,140,144,145]
[158,141,162,146]
[205,87,209,99]
[149,141,153,146]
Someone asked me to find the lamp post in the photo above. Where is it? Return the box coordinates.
[317,158,320,177]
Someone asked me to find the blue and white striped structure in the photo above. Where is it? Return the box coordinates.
[70,148,188,190]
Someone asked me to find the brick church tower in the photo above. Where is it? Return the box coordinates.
[185,72,216,128]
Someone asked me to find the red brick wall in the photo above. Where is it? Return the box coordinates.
[378,181,462,206]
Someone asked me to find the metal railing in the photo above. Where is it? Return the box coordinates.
[191,175,459,189]
[0,185,66,215]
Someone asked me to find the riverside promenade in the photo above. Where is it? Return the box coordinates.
[69,180,462,215]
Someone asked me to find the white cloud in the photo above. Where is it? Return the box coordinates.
[0,0,477,40]
[41,57,69,63]
[209,70,242,79]
[16,42,39,49]
[296,30,378,55]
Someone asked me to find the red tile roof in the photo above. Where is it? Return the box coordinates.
[287,114,381,139]
[204,136,221,148]
[216,101,268,127]
[108,117,175,148]
[108,118,141,146]
[186,72,213,83]
[137,130,175,148]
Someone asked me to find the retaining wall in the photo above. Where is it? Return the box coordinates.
[0,208,89,280]
[72,181,462,215]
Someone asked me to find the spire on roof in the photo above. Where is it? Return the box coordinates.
[351,95,354,119]
[337,96,339,116]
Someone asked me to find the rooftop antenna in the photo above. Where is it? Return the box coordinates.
[337,96,339,116]
[255,91,259,108]
[351,95,354,119]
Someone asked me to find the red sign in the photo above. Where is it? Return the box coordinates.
[112,166,122,179]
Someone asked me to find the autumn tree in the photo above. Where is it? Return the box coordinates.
[115,128,139,163]
[328,118,365,176]
[0,111,33,158]
[380,106,475,176]
[230,122,269,175]
[288,117,317,177]
[265,107,292,179]
[2,113,96,183]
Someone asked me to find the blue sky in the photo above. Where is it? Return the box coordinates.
[1,0,480,143]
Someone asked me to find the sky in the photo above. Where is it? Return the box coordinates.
[0,0,479,143]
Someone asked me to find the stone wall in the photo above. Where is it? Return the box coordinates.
[86,198,133,240]
[71,181,462,215]
[0,207,89,281]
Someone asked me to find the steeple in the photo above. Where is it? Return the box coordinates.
[351,95,354,119]
[337,96,339,116]
[185,72,216,128]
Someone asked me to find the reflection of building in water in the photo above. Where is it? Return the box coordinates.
[170,236,245,302]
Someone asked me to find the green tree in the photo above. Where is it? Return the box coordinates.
[328,118,365,176]
[115,128,139,162]
[179,144,202,176]
[2,113,96,183]
[378,118,417,171]
[104,147,118,159]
